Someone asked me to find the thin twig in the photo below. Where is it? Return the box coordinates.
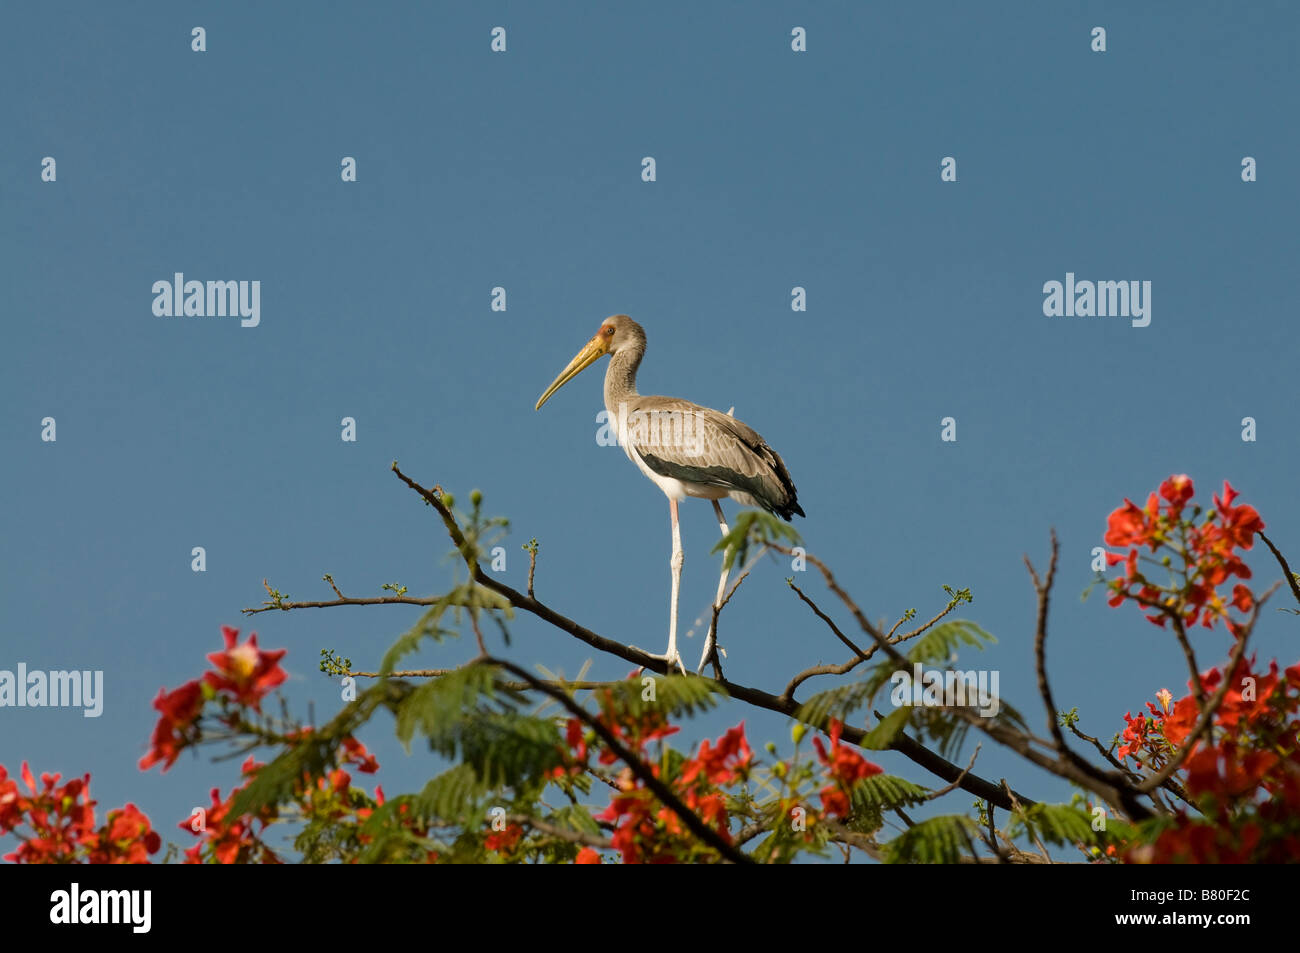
[786,579,870,662]
[924,744,981,801]
[1169,614,1207,709]
[1002,779,1052,864]
[1258,531,1300,607]
[345,668,631,692]
[470,609,488,656]
[507,813,612,849]
[765,542,888,642]
[700,567,752,679]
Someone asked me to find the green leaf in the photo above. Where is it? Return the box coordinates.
[711,510,802,570]
[861,707,911,750]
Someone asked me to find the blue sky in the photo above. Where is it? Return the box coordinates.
[2,2,1297,860]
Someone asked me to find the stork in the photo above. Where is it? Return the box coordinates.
[535,315,804,674]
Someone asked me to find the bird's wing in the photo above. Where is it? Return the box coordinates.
[625,396,804,519]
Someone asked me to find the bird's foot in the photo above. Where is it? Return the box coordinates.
[630,645,688,676]
[696,640,726,676]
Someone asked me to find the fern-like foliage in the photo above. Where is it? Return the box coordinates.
[392,663,505,752]
[456,707,565,790]
[795,681,878,731]
[594,674,724,721]
[411,763,483,823]
[882,814,982,864]
[847,774,931,830]
[1007,802,1137,852]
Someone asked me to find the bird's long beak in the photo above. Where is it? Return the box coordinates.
[535,334,608,410]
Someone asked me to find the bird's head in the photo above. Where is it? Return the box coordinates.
[535,315,645,410]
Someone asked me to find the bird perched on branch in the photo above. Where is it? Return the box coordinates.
[535,314,804,673]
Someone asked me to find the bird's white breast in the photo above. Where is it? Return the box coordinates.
[622,440,728,502]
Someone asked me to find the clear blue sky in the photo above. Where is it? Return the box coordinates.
[2,2,1297,860]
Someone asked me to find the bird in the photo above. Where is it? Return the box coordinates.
[535,314,804,674]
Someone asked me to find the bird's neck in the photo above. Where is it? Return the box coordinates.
[604,348,641,418]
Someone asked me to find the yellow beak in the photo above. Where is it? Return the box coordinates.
[535,335,608,410]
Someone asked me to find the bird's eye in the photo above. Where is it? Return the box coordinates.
[604,327,614,336]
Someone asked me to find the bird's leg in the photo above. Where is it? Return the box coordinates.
[665,498,686,674]
[634,498,688,674]
[697,500,731,674]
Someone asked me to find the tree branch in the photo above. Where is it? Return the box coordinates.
[485,656,753,864]
[1258,531,1300,608]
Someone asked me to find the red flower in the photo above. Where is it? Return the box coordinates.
[0,764,23,832]
[813,720,883,819]
[1162,695,1200,748]
[819,787,851,819]
[1106,478,1265,632]
[680,724,753,786]
[1159,474,1195,514]
[1104,498,1152,548]
[815,719,884,787]
[82,804,162,864]
[566,718,588,762]
[341,737,379,774]
[1185,746,1279,800]
[575,847,601,864]
[485,823,523,853]
[203,626,287,711]
[0,763,113,864]
[139,680,205,772]
[1117,711,1151,762]
[180,784,275,864]
[1212,481,1264,549]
